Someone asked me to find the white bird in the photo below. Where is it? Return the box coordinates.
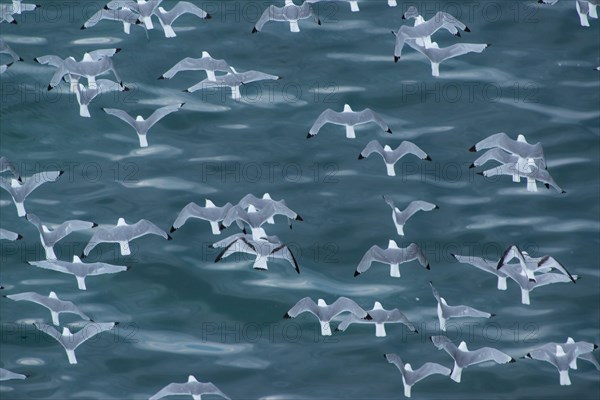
[28,256,129,290]
[525,343,593,385]
[526,337,598,371]
[26,213,97,260]
[171,199,233,235]
[308,104,392,139]
[35,50,123,91]
[429,281,494,331]
[336,301,417,337]
[305,0,360,13]
[355,240,429,278]
[236,193,303,227]
[451,253,509,290]
[81,7,142,33]
[105,0,162,29]
[403,39,489,77]
[0,39,23,62]
[4,291,91,326]
[210,229,300,273]
[478,162,565,193]
[539,0,599,26]
[74,79,129,117]
[0,62,13,74]
[384,353,451,398]
[252,0,320,33]
[0,170,63,217]
[393,11,470,61]
[222,203,302,240]
[154,1,211,38]
[284,297,371,336]
[496,244,576,283]
[0,156,20,180]
[150,375,231,400]
[382,196,438,236]
[33,321,117,364]
[159,51,232,81]
[0,228,22,241]
[102,103,184,147]
[0,367,27,381]
[430,335,515,383]
[83,218,171,257]
[469,133,546,166]
[184,67,280,100]
[358,140,431,176]
[7,0,39,14]
[499,263,578,305]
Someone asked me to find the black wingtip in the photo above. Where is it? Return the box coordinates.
[242,227,247,235]
[455,31,461,37]
[47,85,53,91]
[354,271,360,277]
[92,223,98,228]
[486,43,492,48]
[306,133,313,139]
[167,234,173,241]
[594,344,598,349]
[206,13,212,19]
[295,215,303,221]
[490,313,496,317]
[317,19,321,25]
[283,313,291,319]
[469,163,475,168]
[115,48,122,54]
[561,190,566,194]
[58,170,65,176]
[469,145,477,152]
[80,252,86,259]
[16,234,23,240]
[169,226,176,233]
[123,86,131,92]
[2,295,7,298]
[425,155,432,161]
[434,205,439,209]
[509,358,516,363]
[126,266,132,271]
[104,5,109,9]
[80,25,86,30]
[465,26,471,32]
[10,20,17,24]
[114,321,120,326]
[402,15,406,19]
[386,128,392,134]
[358,154,364,160]
[528,278,536,283]
[251,27,258,33]
[218,223,226,231]
[158,75,165,80]
[183,89,190,93]
[394,56,399,63]
[426,264,431,270]
[414,329,419,334]
[476,172,484,176]
[365,314,373,321]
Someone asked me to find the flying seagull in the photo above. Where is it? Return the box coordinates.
[26,213,97,260]
[0,228,22,241]
[28,256,129,290]
[284,297,371,336]
[4,291,91,326]
[382,196,438,236]
[149,375,231,400]
[184,67,280,100]
[304,0,360,12]
[496,244,575,283]
[384,353,450,398]
[478,162,564,193]
[336,301,417,337]
[0,156,20,181]
[102,103,184,147]
[430,335,515,383]
[355,240,429,277]
[222,203,302,240]
[429,281,494,331]
[154,2,211,38]
[403,39,489,77]
[74,79,129,117]
[308,104,392,139]
[83,218,171,257]
[236,193,303,227]
[81,7,142,33]
[358,140,431,176]
[524,342,596,385]
[159,51,232,81]
[451,253,509,290]
[0,367,27,381]
[105,0,162,29]
[171,199,233,235]
[252,0,320,33]
[33,321,118,364]
[0,39,23,62]
[0,170,63,217]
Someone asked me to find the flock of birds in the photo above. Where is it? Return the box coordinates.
[1,0,599,399]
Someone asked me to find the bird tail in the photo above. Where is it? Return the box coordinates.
[559,370,571,386]
[289,20,300,32]
[450,364,462,383]
[390,264,400,278]
[67,349,78,364]
[79,104,91,118]
[375,323,386,337]
[386,164,396,177]
[345,125,356,139]
[350,1,359,12]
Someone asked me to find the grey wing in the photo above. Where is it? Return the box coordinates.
[0,40,20,62]
[436,43,488,62]
[528,167,564,193]
[309,109,340,135]
[145,104,183,130]
[90,261,128,275]
[173,202,208,228]
[401,200,437,221]
[59,300,92,320]
[360,109,391,132]
[0,228,21,241]
[287,297,320,318]
[437,11,468,31]
[329,297,368,318]
[211,233,245,249]
[254,5,279,31]
[481,162,517,178]
[0,156,19,178]
[429,281,441,303]
[394,30,408,59]
[270,244,300,273]
[393,141,429,160]
[106,0,138,10]
[199,382,231,400]
[430,335,458,359]
[87,48,120,61]
[579,352,600,371]
[48,219,95,244]
[21,170,62,198]
[222,205,247,227]
[359,140,384,158]
[33,322,63,343]
[159,1,209,24]
[6,292,45,303]
[474,132,513,152]
[531,272,576,288]
[336,314,359,331]
[497,244,526,271]
[149,383,191,400]
[28,260,71,274]
[537,256,575,282]
[239,70,279,83]
[162,57,226,78]
[387,309,417,331]
[382,194,395,210]
[215,236,255,261]
[72,322,116,349]
[465,347,513,365]
[356,245,389,274]
[445,304,492,318]
[412,362,452,383]
[84,9,139,27]
[452,254,505,277]
[84,228,112,255]
[237,194,262,209]
[472,148,517,167]
[34,55,64,67]
[186,78,223,92]
[102,108,137,129]
[128,219,169,240]
[384,353,405,372]
[404,243,429,268]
